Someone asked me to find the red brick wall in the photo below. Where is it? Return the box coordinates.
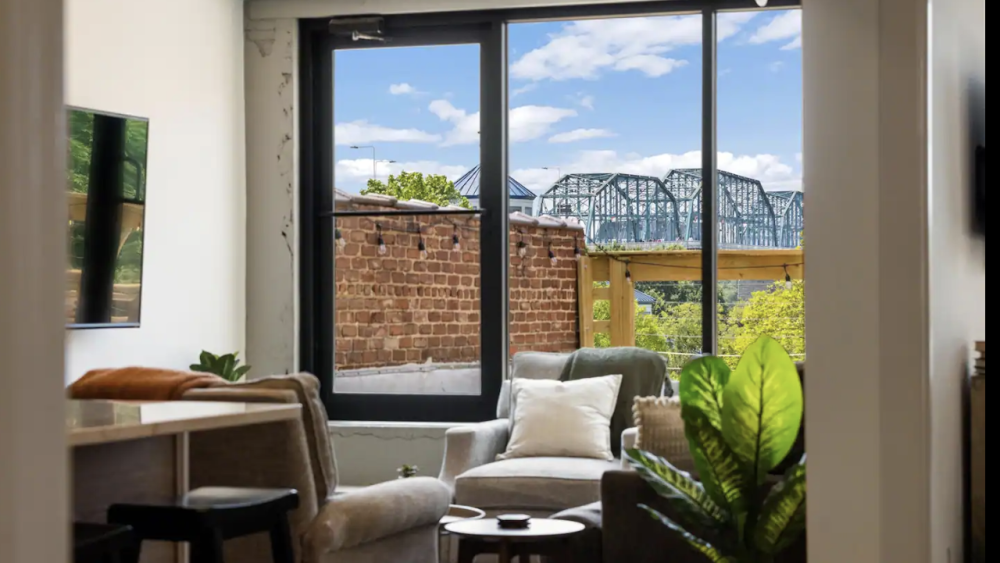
[334,202,581,370]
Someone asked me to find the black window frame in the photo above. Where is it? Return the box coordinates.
[299,0,802,423]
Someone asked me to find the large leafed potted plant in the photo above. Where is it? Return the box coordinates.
[625,335,805,563]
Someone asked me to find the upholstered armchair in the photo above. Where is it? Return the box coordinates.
[182,374,451,563]
[438,350,667,519]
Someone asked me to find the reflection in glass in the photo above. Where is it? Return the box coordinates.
[67,108,149,327]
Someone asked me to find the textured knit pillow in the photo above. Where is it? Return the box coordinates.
[633,396,696,473]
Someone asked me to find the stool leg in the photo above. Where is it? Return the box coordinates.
[191,530,226,563]
[269,514,296,563]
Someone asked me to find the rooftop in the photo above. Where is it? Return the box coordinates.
[454,165,537,200]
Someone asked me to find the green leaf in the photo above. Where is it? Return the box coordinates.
[220,355,236,381]
[234,365,252,379]
[190,364,206,373]
[755,457,807,555]
[680,356,732,431]
[624,449,728,532]
[722,336,803,485]
[684,408,750,520]
[200,351,216,371]
[639,505,735,563]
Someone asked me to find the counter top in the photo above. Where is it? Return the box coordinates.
[68,400,302,447]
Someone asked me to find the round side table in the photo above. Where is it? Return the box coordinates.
[444,518,585,563]
[439,505,487,563]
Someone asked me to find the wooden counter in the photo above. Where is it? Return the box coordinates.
[69,400,301,563]
[68,400,301,447]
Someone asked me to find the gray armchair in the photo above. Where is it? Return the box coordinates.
[438,351,658,518]
[183,374,451,563]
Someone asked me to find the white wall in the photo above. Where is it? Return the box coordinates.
[805,0,933,562]
[928,0,986,562]
[0,0,70,560]
[64,0,248,382]
[248,0,662,19]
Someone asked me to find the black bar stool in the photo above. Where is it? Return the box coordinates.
[108,487,299,563]
[74,523,140,563]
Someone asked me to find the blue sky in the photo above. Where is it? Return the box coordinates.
[334,10,802,195]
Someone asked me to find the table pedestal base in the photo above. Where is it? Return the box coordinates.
[456,537,572,563]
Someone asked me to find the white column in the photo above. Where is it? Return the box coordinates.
[244,18,300,376]
[0,0,69,562]
[805,0,932,562]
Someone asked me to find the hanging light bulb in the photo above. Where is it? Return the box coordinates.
[335,228,346,250]
[756,0,769,7]
[625,265,633,285]
[418,238,428,260]
[784,265,794,290]
[517,240,528,258]
[574,242,583,261]
[548,244,558,267]
[376,224,387,256]
[452,226,461,252]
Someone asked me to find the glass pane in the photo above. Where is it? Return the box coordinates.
[717,9,805,367]
[67,109,148,327]
[510,14,704,383]
[332,44,482,395]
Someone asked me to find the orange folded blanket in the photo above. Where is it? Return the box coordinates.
[69,367,226,401]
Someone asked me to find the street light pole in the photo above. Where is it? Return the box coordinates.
[350,145,376,181]
[375,160,397,182]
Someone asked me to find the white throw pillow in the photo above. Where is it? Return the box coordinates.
[498,374,623,461]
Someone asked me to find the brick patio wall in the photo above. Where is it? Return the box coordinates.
[334,200,581,371]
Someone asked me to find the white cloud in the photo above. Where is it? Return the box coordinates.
[512,84,538,97]
[334,120,441,145]
[548,128,617,144]
[389,83,421,95]
[781,36,802,50]
[428,99,577,145]
[748,11,802,50]
[513,150,801,193]
[510,14,756,82]
[579,95,595,110]
[767,61,785,73]
[336,159,469,192]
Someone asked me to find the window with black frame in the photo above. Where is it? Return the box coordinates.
[299,1,803,423]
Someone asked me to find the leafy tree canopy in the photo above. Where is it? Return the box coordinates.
[362,171,470,209]
[593,280,806,376]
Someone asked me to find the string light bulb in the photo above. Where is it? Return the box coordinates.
[625,265,633,285]
[548,244,557,267]
[452,226,461,252]
[335,228,346,251]
[376,224,387,256]
[517,240,528,258]
[574,243,583,261]
[418,234,428,260]
[784,265,793,290]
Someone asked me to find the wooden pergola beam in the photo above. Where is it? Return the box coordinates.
[588,249,804,283]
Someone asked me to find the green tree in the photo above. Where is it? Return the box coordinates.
[363,171,470,208]
[722,280,806,368]
[593,279,805,377]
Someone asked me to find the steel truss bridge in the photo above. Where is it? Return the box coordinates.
[537,169,804,249]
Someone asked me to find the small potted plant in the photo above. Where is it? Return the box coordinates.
[397,464,420,479]
[190,351,252,383]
